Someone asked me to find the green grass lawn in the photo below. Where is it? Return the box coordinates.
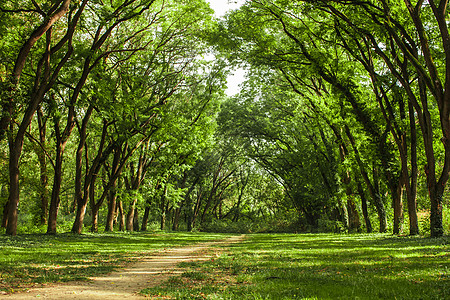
[141,233,449,300]
[0,232,227,293]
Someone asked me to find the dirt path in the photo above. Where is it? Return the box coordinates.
[3,235,246,299]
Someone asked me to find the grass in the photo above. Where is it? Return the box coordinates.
[140,233,449,299]
[0,231,228,293]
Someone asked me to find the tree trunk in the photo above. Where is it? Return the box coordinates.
[118,200,125,231]
[392,184,404,235]
[126,199,137,231]
[72,201,88,234]
[159,186,167,230]
[345,126,387,232]
[46,140,64,235]
[160,212,166,231]
[36,108,48,225]
[172,207,181,231]
[192,189,202,229]
[91,209,99,233]
[357,182,372,233]
[141,206,150,231]
[6,132,24,235]
[372,167,387,233]
[429,184,445,237]
[105,185,117,232]
[406,100,419,235]
[347,196,361,233]
[133,208,139,232]
[1,197,9,228]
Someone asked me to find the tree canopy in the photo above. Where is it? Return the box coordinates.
[0,0,448,237]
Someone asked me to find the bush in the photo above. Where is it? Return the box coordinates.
[317,218,346,233]
[198,219,259,233]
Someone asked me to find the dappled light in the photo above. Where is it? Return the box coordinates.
[1,0,449,298]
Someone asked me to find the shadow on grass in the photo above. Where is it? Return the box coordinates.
[0,232,228,292]
[141,233,449,299]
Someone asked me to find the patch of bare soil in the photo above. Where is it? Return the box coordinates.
[2,235,246,299]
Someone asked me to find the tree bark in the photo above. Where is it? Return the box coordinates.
[126,199,138,231]
[47,135,65,234]
[346,195,361,233]
[36,108,48,225]
[133,208,139,232]
[172,207,181,231]
[141,206,150,231]
[0,0,71,140]
[392,184,404,235]
[192,189,203,229]
[105,182,118,232]
[357,182,372,233]
[118,200,125,231]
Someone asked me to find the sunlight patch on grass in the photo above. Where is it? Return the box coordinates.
[141,233,449,299]
[0,232,228,292]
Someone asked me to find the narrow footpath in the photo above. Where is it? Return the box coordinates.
[3,235,246,299]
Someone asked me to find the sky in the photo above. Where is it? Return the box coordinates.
[206,0,247,96]
[206,0,245,17]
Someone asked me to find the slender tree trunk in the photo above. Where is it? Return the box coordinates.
[372,167,388,233]
[118,200,125,231]
[46,139,64,234]
[160,191,166,231]
[160,212,166,231]
[192,189,202,229]
[105,185,117,232]
[141,206,150,231]
[357,182,372,233]
[172,207,181,231]
[1,196,9,228]
[6,138,21,235]
[392,184,404,235]
[406,101,419,235]
[36,108,48,225]
[105,148,121,232]
[345,126,387,232]
[126,199,137,231]
[133,208,139,232]
[347,196,361,232]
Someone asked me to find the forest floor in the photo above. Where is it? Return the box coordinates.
[2,235,246,299]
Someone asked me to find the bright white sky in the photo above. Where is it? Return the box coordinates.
[206,0,247,96]
[206,0,246,17]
